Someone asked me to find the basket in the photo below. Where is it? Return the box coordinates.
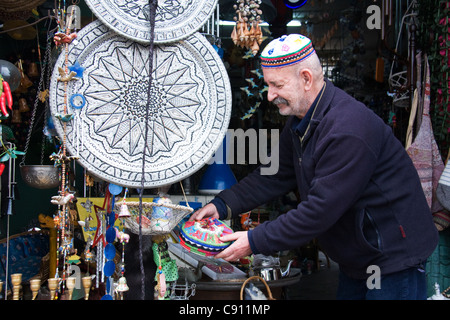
[240,276,275,300]
[116,201,194,236]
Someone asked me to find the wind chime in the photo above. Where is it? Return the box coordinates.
[48,1,80,299]
[231,0,264,55]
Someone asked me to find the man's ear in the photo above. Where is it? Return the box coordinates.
[300,68,313,91]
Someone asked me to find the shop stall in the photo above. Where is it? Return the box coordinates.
[0,0,449,302]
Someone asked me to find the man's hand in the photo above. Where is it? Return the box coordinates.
[215,231,252,261]
[188,203,220,221]
[188,204,252,261]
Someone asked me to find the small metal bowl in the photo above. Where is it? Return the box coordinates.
[20,165,60,189]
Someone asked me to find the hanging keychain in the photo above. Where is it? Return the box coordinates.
[155,248,167,300]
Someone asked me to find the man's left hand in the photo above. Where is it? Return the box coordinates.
[215,231,252,261]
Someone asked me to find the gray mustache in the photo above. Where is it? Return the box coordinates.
[273,97,289,105]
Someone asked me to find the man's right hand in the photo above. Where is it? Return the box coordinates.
[188,203,220,221]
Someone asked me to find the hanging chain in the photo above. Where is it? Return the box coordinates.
[40,35,54,165]
[20,33,53,167]
[138,0,157,300]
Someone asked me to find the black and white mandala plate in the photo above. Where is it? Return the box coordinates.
[85,0,219,43]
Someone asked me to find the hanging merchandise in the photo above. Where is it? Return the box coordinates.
[48,19,232,189]
[437,152,450,212]
[84,0,218,44]
[19,33,60,189]
[18,98,30,113]
[0,59,21,92]
[230,0,264,55]
[406,55,449,231]
[152,238,178,300]
[1,139,23,297]
[45,0,232,300]
[0,75,13,117]
[14,59,33,94]
[116,190,130,299]
[47,5,86,300]
[102,183,122,299]
[239,69,266,120]
[116,200,193,236]
[388,1,418,107]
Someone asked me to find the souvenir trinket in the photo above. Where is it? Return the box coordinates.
[179,218,233,256]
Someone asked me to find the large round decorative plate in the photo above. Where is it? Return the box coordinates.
[85,0,219,44]
[49,20,232,188]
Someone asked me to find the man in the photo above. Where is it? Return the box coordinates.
[191,34,438,299]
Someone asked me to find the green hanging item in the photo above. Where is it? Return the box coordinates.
[152,241,178,282]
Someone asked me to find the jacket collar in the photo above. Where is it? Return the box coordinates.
[291,78,334,141]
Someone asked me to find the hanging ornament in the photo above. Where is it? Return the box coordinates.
[119,189,131,219]
[154,245,167,300]
[11,109,21,124]
[102,187,118,300]
[0,60,21,92]
[28,62,39,78]
[68,60,85,78]
[18,97,30,113]
[116,276,129,299]
[119,203,131,218]
[155,267,167,300]
[115,225,129,299]
[67,4,81,30]
[14,59,33,94]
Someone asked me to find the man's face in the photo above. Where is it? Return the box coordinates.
[263,65,310,118]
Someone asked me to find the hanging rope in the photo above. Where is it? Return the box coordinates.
[138,0,158,300]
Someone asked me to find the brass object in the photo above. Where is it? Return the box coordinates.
[20,165,60,189]
[82,276,92,300]
[11,273,22,300]
[11,109,21,124]
[28,62,39,77]
[18,97,29,112]
[29,278,41,300]
[66,277,76,300]
[48,278,59,300]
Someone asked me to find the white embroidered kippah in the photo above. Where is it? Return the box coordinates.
[260,34,315,68]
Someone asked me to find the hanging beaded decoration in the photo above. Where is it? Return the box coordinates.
[116,189,130,299]
[101,183,122,299]
[50,2,80,299]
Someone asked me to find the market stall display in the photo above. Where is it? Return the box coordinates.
[49,19,232,188]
